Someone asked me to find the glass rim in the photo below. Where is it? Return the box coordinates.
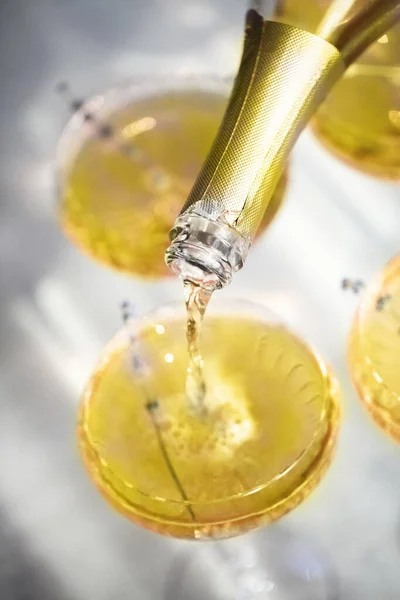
[56,70,233,165]
[80,397,339,512]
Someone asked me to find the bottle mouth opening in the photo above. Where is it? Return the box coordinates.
[166,245,229,290]
[165,213,251,290]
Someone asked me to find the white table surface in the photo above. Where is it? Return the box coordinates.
[1,1,400,598]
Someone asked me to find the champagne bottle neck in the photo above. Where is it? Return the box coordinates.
[315,0,400,64]
[165,213,250,290]
[166,1,400,290]
[252,0,400,61]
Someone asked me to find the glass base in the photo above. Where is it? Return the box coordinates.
[164,526,339,600]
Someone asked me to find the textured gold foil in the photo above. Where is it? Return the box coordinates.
[180,11,345,239]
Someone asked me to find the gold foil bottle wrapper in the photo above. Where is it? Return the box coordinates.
[179,10,345,240]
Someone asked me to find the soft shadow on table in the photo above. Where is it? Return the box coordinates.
[0,512,70,600]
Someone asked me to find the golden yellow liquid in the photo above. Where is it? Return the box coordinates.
[349,255,400,442]
[59,89,288,278]
[277,1,400,179]
[78,312,340,540]
[184,282,213,416]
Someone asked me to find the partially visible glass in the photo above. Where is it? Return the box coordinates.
[56,74,288,280]
[348,255,400,442]
[276,1,400,179]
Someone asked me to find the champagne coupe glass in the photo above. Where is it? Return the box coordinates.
[78,295,341,597]
[348,255,400,442]
[276,1,400,179]
[56,73,288,279]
